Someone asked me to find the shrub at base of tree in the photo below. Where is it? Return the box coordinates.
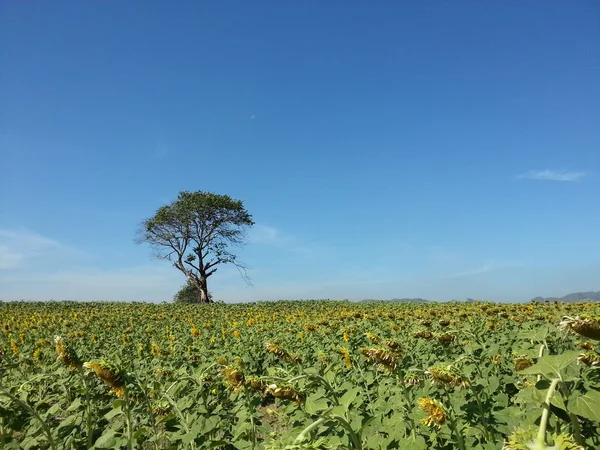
[173,280,213,304]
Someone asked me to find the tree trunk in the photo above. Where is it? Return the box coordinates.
[198,277,211,303]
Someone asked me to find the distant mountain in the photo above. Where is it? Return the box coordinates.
[531,291,600,303]
[362,298,430,303]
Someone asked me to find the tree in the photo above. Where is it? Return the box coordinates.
[136,190,254,303]
[173,279,213,304]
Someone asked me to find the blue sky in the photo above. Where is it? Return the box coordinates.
[1,1,599,303]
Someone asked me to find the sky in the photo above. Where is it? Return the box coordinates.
[1,1,599,303]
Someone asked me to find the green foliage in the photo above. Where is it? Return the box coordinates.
[1,300,600,449]
[173,279,213,304]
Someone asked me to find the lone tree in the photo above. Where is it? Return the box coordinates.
[136,190,254,303]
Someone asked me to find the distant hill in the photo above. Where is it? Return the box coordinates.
[531,291,600,303]
[362,298,430,303]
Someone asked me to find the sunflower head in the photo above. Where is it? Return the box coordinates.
[417,397,446,428]
[425,365,468,388]
[413,330,433,339]
[223,365,244,390]
[265,341,301,363]
[54,335,82,370]
[503,428,583,450]
[503,427,537,450]
[577,352,600,367]
[576,341,595,351]
[245,375,268,392]
[513,355,534,372]
[383,339,401,351]
[435,333,456,345]
[83,360,124,392]
[559,316,600,340]
[364,332,379,344]
[360,347,400,372]
[339,347,352,369]
[265,383,304,405]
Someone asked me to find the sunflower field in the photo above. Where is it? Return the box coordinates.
[1,299,600,449]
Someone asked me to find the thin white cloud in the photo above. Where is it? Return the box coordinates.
[247,224,323,256]
[0,228,63,270]
[518,169,585,182]
[447,260,523,278]
[0,245,26,270]
[248,225,289,246]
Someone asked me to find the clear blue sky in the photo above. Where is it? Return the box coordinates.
[1,1,599,303]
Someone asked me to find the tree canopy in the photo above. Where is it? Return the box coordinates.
[136,190,254,303]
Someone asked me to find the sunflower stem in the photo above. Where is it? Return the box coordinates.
[244,386,257,449]
[536,378,560,450]
[0,388,58,450]
[124,385,134,450]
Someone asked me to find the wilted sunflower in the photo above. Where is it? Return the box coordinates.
[560,316,600,340]
[223,365,245,391]
[339,347,352,369]
[576,341,595,351]
[417,397,446,428]
[83,361,125,398]
[364,332,379,344]
[245,375,268,392]
[435,333,456,345]
[54,335,82,370]
[264,383,304,405]
[265,341,301,363]
[383,339,401,351]
[513,355,534,372]
[413,330,433,339]
[577,352,600,367]
[403,375,423,386]
[360,347,400,372]
[151,401,171,416]
[425,366,469,389]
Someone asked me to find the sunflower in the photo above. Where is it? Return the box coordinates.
[54,335,82,370]
[577,352,600,367]
[339,347,352,369]
[417,397,446,428]
[559,316,600,340]
[360,347,400,372]
[83,361,125,398]
[425,366,468,388]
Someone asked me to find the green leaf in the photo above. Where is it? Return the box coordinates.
[519,350,580,378]
[104,408,122,421]
[94,430,118,448]
[569,390,600,422]
[47,403,62,415]
[304,395,330,415]
[181,430,198,444]
[340,387,360,409]
[396,435,427,450]
[487,376,499,394]
[67,397,82,411]
[57,414,78,429]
